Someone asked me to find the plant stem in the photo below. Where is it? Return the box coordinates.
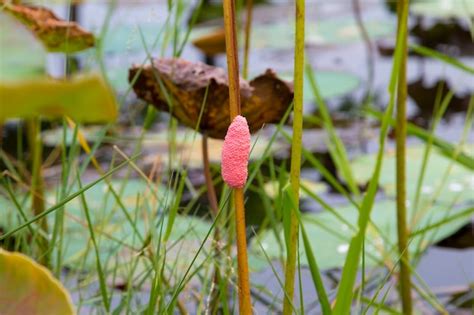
[202,134,225,313]
[283,0,305,314]
[234,187,251,314]
[203,135,219,216]
[242,0,253,80]
[395,0,413,314]
[27,118,49,266]
[223,0,252,313]
[223,0,241,119]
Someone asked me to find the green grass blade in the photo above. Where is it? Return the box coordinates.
[0,156,137,240]
[333,1,409,312]
[410,44,474,75]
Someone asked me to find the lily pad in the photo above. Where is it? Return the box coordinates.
[191,18,394,51]
[280,70,360,101]
[351,145,474,205]
[249,200,473,270]
[0,74,118,123]
[0,179,214,272]
[0,249,75,315]
[0,13,45,81]
[101,23,163,55]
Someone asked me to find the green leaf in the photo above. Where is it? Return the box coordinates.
[351,145,474,204]
[0,74,118,123]
[0,179,215,273]
[0,249,75,315]
[249,201,472,270]
[280,70,360,102]
[191,17,394,51]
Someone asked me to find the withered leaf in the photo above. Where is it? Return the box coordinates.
[2,2,94,53]
[129,58,293,139]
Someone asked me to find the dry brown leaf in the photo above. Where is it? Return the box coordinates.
[129,58,293,139]
[2,2,94,53]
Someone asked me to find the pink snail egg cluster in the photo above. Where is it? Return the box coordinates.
[221,115,251,189]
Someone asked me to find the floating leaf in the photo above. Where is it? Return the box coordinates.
[129,58,293,139]
[351,146,474,204]
[0,249,75,315]
[0,179,214,273]
[0,13,45,81]
[249,200,472,270]
[191,18,394,50]
[2,2,94,53]
[192,28,226,56]
[280,70,360,102]
[0,74,118,123]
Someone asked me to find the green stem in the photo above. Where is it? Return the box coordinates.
[283,0,305,314]
[27,118,49,266]
[242,0,253,80]
[395,0,412,314]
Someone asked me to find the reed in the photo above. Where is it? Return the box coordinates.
[223,0,252,313]
[282,0,305,314]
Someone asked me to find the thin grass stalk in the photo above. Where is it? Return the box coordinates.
[283,0,305,314]
[333,0,410,310]
[242,0,253,80]
[395,0,413,313]
[222,0,252,313]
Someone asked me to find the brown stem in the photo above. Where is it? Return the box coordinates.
[234,188,251,314]
[223,0,252,313]
[223,0,241,119]
[202,134,226,313]
[202,135,219,216]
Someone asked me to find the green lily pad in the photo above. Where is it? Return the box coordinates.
[101,23,163,55]
[280,70,360,101]
[0,249,75,315]
[0,74,118,123]
[0,179,213,272]
[249,200,473,270]
[191,17,394,51]
[411,0,474,18]
[351,145,474,205]
[0,13,46,81]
